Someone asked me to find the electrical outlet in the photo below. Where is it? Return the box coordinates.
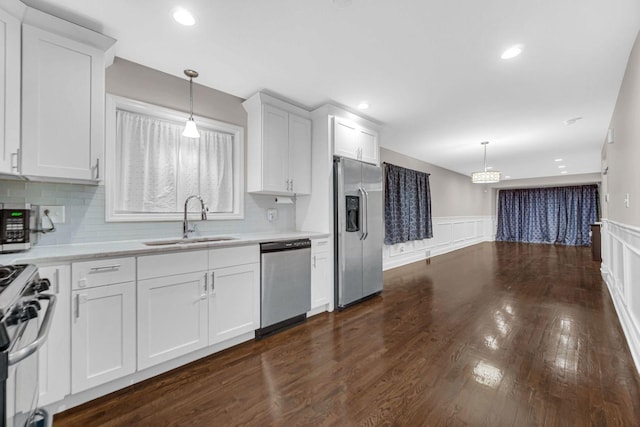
[39,205,65,226]
[267,208,278,222]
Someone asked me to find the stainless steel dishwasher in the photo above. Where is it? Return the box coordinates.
[257,239,311,338]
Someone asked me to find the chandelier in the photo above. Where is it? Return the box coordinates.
[471,141,501,184]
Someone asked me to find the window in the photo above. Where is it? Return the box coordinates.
[105,95,244,222]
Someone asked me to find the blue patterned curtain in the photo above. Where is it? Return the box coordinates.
[496,185,599,246]
[384,163,433,245]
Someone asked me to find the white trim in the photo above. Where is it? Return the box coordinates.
[383,215,494,270]
[600,219,640,375]
[105,94,245,222]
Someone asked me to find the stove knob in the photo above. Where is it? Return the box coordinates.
[26,300,41,312]
[34,278,51,293]
[5,307,22,326]
[20,303,39,321]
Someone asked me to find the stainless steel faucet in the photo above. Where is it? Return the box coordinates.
[183,195,208,238]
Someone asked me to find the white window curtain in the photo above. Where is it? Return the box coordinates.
[115,110,234,213]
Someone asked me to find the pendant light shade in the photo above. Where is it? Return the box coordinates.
[183,69,200,138]
[183,118,200,138]
[471,141,501,184]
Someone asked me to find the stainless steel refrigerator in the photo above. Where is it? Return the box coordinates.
[334,157,383,309]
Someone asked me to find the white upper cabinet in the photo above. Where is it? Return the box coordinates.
[0,3,22,175]
[20,8,115,182]
[243,92,311,196]
[289,113,312,194]
[333,116,379,165]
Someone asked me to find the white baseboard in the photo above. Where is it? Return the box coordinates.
[601,219,640,375]
[383,216,494,271]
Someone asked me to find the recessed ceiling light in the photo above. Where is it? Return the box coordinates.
[563,116,583,126]
[554,158,563,162]
[558,165,566,169]
[501,45,523,59]
[357,101,370,110]
[561,171,568,174]
[173,8,196,26]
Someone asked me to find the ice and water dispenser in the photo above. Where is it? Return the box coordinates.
[345,195,360,232]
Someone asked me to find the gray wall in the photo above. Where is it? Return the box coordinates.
[0,58,296,246]
[380,147,492,217]
[106,58,247,129]
[603,31,640,227]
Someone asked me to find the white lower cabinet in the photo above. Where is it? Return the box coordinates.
[37,265,71,406]
[137,272,208,370]
[71,282,136,393]
[208,263,260,344]
[311,239,331,309]
[43,243,265,407]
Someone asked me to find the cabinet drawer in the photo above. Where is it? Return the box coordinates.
[138,250,208,280]
[209,245,259,270]
[72,257,135,290]
[312,238,330,254]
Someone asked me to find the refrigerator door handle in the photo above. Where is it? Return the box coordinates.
[359,186,369,240]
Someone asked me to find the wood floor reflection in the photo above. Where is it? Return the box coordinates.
[54,242,640,426]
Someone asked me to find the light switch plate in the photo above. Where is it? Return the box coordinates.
[267,208,278,222]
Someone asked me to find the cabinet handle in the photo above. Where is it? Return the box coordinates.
[11,151,19,171]
[94,158,100,180]
[291,179,294,192]
[313,255,316,268]
[211,272,215,292]
[75,294,87,319]
[54,268,60,294]
[89,264,120,272]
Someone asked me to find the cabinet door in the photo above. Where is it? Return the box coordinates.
[71,282,136,393]
[138,272,208,369]
[21,24,104,181]
[209,263,260,345]
[333,117,359,160]
[262,104,290,193]
[38,265,71,406]
[311,246,331,309]
[289,113,312,195]
[0,6,21,175]
[358,126,379,165]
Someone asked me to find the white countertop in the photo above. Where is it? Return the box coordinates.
[0,231,329,265]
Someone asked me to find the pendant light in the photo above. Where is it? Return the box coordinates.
[183,69,200,138]
[471,141,501,184]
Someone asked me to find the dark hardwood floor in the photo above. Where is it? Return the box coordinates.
[54,242,640,426]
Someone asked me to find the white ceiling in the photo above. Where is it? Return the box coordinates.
[26,0,640,180]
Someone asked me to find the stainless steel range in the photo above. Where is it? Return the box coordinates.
[0,265,56,427]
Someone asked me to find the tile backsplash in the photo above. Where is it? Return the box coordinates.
[0,180,296,246]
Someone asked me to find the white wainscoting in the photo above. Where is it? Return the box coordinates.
[383,216,495,271]
[601,219,640,374]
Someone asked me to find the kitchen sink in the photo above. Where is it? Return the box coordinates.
[143,236,238,246]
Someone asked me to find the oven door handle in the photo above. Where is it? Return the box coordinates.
[8,294,57,366]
